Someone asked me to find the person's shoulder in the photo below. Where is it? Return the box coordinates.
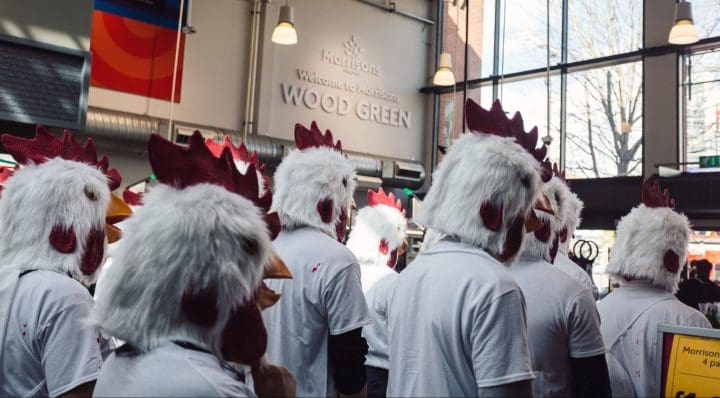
[19,270,92,305]
[179,346,254,396]
[282,228,358,265]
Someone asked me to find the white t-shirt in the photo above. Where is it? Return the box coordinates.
[262,228,371,397]
[509,258,606,397]
[359,264,398,370]
[554,253,595,294]
[386,239,535,397]
[0,270,102,397]
[93,342,254,397]
[597,280,712,397]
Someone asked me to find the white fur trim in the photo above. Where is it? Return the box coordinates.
[520,192,558,262]
[542,177,583,255]
[271,146,356,240]
[420,228,445,253]
[0,158,110,285]
[607,205,690,293]
[89,183,272,354]
[346,204,407,267]
[561,190,583,254]
[417,134,542,264]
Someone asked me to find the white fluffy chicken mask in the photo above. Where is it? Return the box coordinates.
[346,188,408,268]
[418,99,552,264]
[521,164,570,264]
[90,132,289,367]
[271,121,356,242]
[0,126,129,283]
[607,179,690,293]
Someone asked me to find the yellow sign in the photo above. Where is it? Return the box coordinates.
[664,334,720,397]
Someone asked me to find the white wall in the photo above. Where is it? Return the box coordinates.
[0,0,93,51]
[87,0,253,132]
[255,0,432,161]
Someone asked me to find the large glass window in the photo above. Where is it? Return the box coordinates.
[692,0,720,39]
[498,0,561,74]
[565,62,643,178]
[682,48,720,166]
[497,76,561,162]
[567,0,643,62]
[435,0,644,179]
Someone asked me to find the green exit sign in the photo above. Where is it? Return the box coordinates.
[699,155,720,168]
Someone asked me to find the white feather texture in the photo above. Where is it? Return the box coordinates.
[89,183,272,355]
[0,158,110,284]
[271,146,356,239]
[543,177,570,228]
[560,187,583,255]
[417,134,542,264]
[346,204,407,267]
[607,205,690,293]
[420,228,446,253]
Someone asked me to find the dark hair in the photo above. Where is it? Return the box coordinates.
[691,259,713,279]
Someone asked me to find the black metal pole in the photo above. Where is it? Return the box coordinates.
[431,0,444,171]
[462,0,470,133]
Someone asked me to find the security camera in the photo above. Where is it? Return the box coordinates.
[541,135,553,145]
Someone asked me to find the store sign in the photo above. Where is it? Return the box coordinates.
[659,325,720,398]
[699,155,720,168]
[279,35,412,129]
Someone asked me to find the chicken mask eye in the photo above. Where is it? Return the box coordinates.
[84,186,98,201]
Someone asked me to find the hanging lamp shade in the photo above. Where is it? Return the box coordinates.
[272,5,297,45]
[669,2,700,45]
[433,52,456,86]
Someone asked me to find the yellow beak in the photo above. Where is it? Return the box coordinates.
[105,193,133,243]
[257,253,293,310]
[525,193,554,233]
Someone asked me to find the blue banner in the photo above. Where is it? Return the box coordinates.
[94,0,187,30]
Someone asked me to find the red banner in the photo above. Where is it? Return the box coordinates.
[90,10,184,102]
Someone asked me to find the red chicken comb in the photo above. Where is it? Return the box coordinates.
[552,163,569,186]
[122,189,144,206]
[294,121,343,153]
[148,131,280,239]
[205,136,266,173]
[368,187,406,217]
[0,165,17,195]
[0,125,122,191]
[465,99,548,164]
[641,178,675,209]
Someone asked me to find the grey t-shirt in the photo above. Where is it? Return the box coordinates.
[598,280,711,397]
[387,240,535,397]
[93,343,255,397]
[0,270,103,397]
[262,228,371,397]
[360,264,398,370]
[510,258,606,397]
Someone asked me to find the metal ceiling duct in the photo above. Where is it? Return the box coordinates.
[85,107,159,149]
[82,107,422,187]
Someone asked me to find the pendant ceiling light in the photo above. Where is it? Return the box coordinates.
[433,52,456,87]
[669,1,700,45]
[272,3,297,45]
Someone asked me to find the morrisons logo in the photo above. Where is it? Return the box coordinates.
[321,36,381,77]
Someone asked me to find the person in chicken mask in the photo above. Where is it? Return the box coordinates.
[90,132,295,396]
[346,188,408,398]
[263,121,370,398]
[548,166,598,298]
[0,127,130,397]
[598,179,711,397]
[509,164,610,397]
[387,99,551,397]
